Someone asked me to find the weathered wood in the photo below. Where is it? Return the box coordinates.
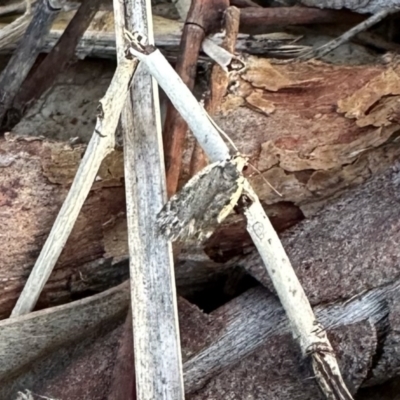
[185,283,390,397]
[0,281,129,383]
[115,0,184,398]
[0,12,308,59]
[13,0,102,114]
[0,2,31,50]
[0,0,26,16]
[0,0,64,127]
[2,279,397,398]
[11,56,138,316]
[1,314,125,400]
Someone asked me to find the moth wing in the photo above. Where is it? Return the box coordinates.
[156,161,228,241]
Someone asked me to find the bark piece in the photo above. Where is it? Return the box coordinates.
[237,164,400,305]
[204,59,400,258]
[107,309,136,400]
[0,11,308,59]
[1,318,125,400]
[189,321,377,399]
[0,135,126,318]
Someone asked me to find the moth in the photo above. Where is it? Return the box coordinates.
[156,155,247,242]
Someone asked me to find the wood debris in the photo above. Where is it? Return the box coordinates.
[1,0,400,399]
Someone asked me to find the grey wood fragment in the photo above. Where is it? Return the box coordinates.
[115,0,185,398]
[0,27,307,59]
[0,281,129,383]
[0,0,64,125]
[184,283,389,393]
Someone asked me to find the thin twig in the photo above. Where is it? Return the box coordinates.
[190,6,241,175]
[163,0,228,197]
[11,57,138,317]
[126,38,353,400]
[297,9,393,60]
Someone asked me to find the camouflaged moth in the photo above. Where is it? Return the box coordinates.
[156,155,247,242]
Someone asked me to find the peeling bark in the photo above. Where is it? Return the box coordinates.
[0,134,127,318]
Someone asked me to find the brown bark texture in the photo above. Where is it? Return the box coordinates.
[0,133,128,318]
[204,59,400,260]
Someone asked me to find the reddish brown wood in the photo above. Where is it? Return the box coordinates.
[107,309,136,400]
[163,0,229,197]
[239,6,365,32]
[230,0,261,8]
[190,6,241,176]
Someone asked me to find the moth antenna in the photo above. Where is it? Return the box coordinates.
[248,163,283,197]
[203,108,239,153]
